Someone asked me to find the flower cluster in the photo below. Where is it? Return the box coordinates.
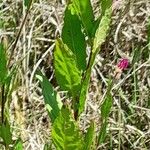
[117,58,129,70]
[114,58,129,79]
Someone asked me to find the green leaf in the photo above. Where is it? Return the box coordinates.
[13,139,23,150]
[36,72,62,123]
[54,39,81,98]
[62,5,86,71]
[98,120,107,144]
[93,2,112,53]
[24,0,31,9]
[101,93,112,119]
[98,80,112,144]
[52,108,85,150]
[0,43,7,85]
[0,120,12,146]
[78,65,92,114]
[78,2,112,115]
[72,0,95,38]
[43,143,52,150]
[100,0,112,16]
[132,47,141,64]
[84,121,95,150]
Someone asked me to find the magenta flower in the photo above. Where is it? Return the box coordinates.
[117,58,129,70]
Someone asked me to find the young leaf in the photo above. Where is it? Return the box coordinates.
[36,72,62,123]
[62,4,86,71]
[52,108,85,150]
[54,39,81,98]
[72,0,95,38]
[84,121,95,150]
[93,3,112,53]
[0,43,7,84]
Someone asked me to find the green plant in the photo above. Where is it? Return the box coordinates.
[36,0,113,149]
[0,0,32,149]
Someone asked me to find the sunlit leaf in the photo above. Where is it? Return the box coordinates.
[72,0,95,38]
[52,108,85,150]
[93,2,112,53]
[36,72,62,123]
[54,39,81,98]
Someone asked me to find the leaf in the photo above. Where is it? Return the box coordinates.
[78,64,92,114]
[0,120,12,146]
[52,108,85,150]
[98,80,112,144]
[132,47,141,65]
[78,2,112,115]
[100,0,112,17]
[36,72,62,123]
[43,143,53,150]
[72,0,95,38]
[0,43,7,85]
[24,0,31,9]
[84,121,95,150]
[54,39,81,98]
[101,93,112,119]
[13,139,23,150]
[93,2,112,53]
[62,5,86,71]
[98,120,107,144]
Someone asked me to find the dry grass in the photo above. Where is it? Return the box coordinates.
[0,0,150,149]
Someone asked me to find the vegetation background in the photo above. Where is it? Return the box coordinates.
[0,0,150,149]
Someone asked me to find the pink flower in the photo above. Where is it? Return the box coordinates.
[117,58,129,70]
